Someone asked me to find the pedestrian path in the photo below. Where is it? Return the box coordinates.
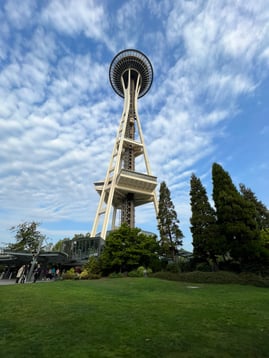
[0,279,53,285]
[0,279,16,285]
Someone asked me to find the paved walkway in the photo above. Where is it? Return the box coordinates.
[0,279,16,285]
[0,279,53,285]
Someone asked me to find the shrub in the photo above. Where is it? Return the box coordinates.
[83,256,101,275]
[151,270,269,287]
[196,262,212,272]
[62,268,77,280]
[166,262,180,273]
[128,270,141,277]
[109,272,125,278]
[239,272,269,287]
[79,269,90,280]
[178,260,193,273]
[128,266,153,277]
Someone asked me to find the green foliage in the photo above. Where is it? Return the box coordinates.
[189,173,220,264]
[52,238,70,251]
[166,262,180,273]
[109,272,125,278]
[8,221,45,252]
[260,229,269,249]
[83,256,101,275]
[240,183,269,230]
[62,268,77,280]
[100,223,159,274]
[212,163,261,266]
[127,266,152,277]
[79,270,101,280]
[79,269,90,279]
[195,262,212,272]
[157,181,184,260]
[152,270,269,287]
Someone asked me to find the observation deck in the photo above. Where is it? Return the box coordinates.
[109,49,153,98]
[94,169,157,208]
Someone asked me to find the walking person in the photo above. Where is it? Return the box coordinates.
[33,264,41,283]
[16,265,25,284]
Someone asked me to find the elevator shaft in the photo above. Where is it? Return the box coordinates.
[121,79,136,227]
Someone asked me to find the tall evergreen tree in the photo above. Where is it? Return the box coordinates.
[239,183,269,230]
[157,181,184,261]
[212,163,260,266]
[189,174,220,266]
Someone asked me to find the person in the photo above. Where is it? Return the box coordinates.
[16,265,25,284]
[33,264,41,283]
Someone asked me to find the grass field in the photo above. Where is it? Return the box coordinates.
[0,278,269,357]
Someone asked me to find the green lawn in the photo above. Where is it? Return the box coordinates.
[0,278,269,357]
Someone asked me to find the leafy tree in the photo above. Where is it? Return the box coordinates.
[260,229,269,250]
[157,181,184,261]
[8,221,45,252]
[239,183,269,231]
[212,163,260,266]
[52,238,70,251]
[100,223,159,274]
[84,256,101,275]
[189,173,220,267]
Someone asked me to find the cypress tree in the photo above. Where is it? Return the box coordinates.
[212,163,260,266]
[189,173,220,266]
[239,183,269,257]
[157,181,184,261]
[239,183,269,230]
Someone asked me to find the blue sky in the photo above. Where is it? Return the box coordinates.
[0,0,268,252]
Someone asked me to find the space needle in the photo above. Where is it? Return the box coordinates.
[91,49,158,239]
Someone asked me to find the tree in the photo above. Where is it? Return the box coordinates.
[189,173,220,267]
[157,181,184,261]
[239,183,269,231]
[260,229,269,250]
[52,238,70,252]
[100,223,159,274]
[212,163,260,266]
[8,221,45,252]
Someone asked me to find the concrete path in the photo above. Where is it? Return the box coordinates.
[0,279,52,285]
[0,279,16,285]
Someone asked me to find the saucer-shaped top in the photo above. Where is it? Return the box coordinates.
[109,49,153,98]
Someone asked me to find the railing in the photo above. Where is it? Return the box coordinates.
[119,168,157,182]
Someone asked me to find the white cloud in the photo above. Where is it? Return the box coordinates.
[41,0,112,49]
[4,0,36,29]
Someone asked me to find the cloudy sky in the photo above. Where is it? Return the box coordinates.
[1,0,268,251]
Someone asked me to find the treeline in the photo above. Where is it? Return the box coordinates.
[6,162,269,276]
[190,163,269,273]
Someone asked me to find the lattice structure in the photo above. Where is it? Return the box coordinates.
[91,49,158,239]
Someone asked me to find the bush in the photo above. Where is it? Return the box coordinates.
[151,270,269,287]
[83,256,101,275]
[196,262,212,272]
[166,262,180,273]
[79,269,90,280]
[62,268,77,280]
[239,272,269,287]
[128,270,141,277]
[128,266,153,277]
[109,272,125,278]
